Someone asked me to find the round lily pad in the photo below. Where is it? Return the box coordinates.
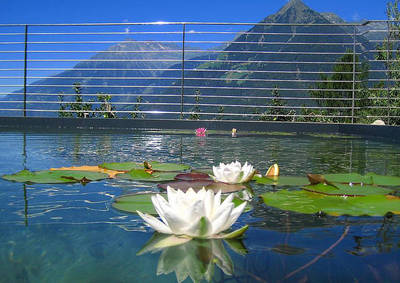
[261,189,400,216]
[158,180,246,193]
[112,193,252,215]
[99,161,190,172]
[253,175,309,186]
[304,183,395,196]
[324,173,373,185]
[174,172,212,181]
[116,169,178,182]
[2,169,108,184]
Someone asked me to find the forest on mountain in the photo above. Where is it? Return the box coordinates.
[3,0,400,124]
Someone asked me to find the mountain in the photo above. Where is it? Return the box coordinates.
[170,0,375,116]
[4,0,383,118]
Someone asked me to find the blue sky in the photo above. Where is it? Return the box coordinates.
[0,0,389,24]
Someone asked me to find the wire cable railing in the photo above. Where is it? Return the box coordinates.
[0,21,398,124]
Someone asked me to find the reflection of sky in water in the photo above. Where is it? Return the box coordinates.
[0,130,400,282]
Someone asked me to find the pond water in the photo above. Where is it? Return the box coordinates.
[0,130,399,282]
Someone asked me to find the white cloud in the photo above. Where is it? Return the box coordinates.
[352,12,361,22]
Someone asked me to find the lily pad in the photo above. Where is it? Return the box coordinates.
[50,165,124,178]
[324,173,373,185]
[253,175,309,186]
[174,172,212,181]
[2,169,108,184]
[365,173,400,187]
[304,183,395,196]
[261,189,400,216]
[99,161,190,172]
[322,173,400,187]
[112,193,252,215]
[158,180,246,193]
[117,169,177,182]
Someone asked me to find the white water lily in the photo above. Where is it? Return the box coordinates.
[212,161,255,184]
[137,187,247,239]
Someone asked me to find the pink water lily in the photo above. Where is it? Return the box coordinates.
[137,186,247,239]
[195,128,207,137]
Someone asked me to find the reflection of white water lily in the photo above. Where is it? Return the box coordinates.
[138,233,240,283]
[212,161,255,184]
[137,187,248,239]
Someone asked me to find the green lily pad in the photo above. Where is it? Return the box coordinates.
[99,161,190,172]
[323,173,400,187]
[253,175,309,186]
[117,169,177,182]
[365,173,400,186]
[324,173,374,184]
[112,193,253,215]
[261,189,400,216]
[304,183,395,196]
[113,193,157,214]
[2,169,108,184]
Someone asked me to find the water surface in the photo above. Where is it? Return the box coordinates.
[0,130,399,282]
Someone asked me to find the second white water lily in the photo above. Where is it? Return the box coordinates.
[212,161,255,184]
[137,187,248,239]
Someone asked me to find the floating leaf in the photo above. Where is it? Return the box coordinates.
[112,193,252,215]
[261,189,400,216]
[2,169,108,184]
[117,169,177,182]
[113,193,157,214]
[324,173,373,185]
[174,172,212,181]
[158,180,246,193]
[323,173,400,187]
[50,165,124,178]
[365,173,400,186]
[99,161,190,172]
[304,183,395,196]
[253,175,309,186]
[158,180,214,191]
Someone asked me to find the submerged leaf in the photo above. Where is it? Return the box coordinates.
[2,169,108,184]
[272,244,306,255]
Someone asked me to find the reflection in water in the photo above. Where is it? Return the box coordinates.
[348,215,400,256]
[138,233,246,282]
[1,131,400,281]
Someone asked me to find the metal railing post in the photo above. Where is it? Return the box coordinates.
[351,25,356,124]
[180,23,186,119]
[386,20,391,125]
[23,24,28,117]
